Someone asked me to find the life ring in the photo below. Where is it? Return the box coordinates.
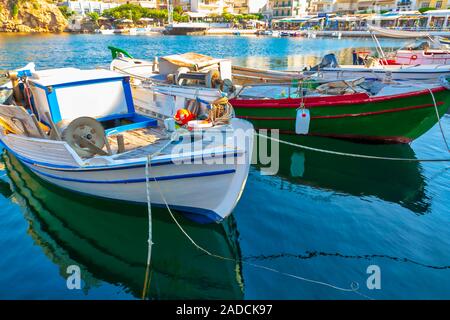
[410,54,418,61]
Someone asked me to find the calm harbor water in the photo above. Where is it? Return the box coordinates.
[0,34,449,300]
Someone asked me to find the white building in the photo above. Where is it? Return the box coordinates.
[61,1,119,16]
[308,0,336,13]
[132,1,158,9]
[190,0,235,15]
[271,0,309,18]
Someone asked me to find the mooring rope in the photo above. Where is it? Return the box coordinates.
[150,179,372,299]
[426,87,450,153]
[141,135,181,299]
[141,154,153,300]
[255,132,450,162]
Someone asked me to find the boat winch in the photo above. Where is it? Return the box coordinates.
[60,117,108,158]
[170,67,222,89]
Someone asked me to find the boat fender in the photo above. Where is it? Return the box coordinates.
[410,54,418,61]
[295,109,310,135]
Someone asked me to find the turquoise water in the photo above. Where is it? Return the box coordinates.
[0,34,449,300]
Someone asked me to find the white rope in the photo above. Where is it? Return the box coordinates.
[255,132,450,162]
[426,87,450,153]
[141,154,153,299]
[151,179,371,299]
[141,135,181,299]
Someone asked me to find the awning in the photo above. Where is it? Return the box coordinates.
[397,15,425,20]
[369,14,400,20]
[329,16,360,22]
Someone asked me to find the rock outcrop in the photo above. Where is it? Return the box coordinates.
[0,0,68,32]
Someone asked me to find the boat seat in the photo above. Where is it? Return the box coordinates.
[97,113,158,136]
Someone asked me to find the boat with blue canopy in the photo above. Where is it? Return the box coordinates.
[0,65,254,224]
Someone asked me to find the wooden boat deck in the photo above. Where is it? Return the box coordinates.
[108,127,172,159]
[109,126,235,161]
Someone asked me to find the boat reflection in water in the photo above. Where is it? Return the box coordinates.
[256,134,430,215]
[3,152,244,299]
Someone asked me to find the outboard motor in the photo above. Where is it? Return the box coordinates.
[309,54,339,71]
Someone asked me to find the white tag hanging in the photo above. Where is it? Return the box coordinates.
[295,108,310,134]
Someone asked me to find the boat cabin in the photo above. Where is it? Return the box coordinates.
[27,68,157,134]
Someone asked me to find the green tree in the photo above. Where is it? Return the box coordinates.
[419,7,436,13]
[174,5,183,15]
[58,5,74,19]
[87,12,99,23]
[11,3,19,18]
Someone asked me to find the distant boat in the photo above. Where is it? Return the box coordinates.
[163,23,209,35]
[96,29,115,35]
[0,66,254,223]
[306,53,450,81]
[368,25,430,39]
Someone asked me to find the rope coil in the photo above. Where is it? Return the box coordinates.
[208,97,234,126]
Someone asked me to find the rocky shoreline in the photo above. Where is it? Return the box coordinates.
[0,0,67,33]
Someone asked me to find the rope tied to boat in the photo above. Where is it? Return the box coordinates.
[425,87,450,153]
[141,137,180,300]
[208,97,234,126]
[141,154,153,300]
[255,132,450,162]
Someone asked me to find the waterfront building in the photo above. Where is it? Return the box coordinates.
[173,0,192,11]
[234,0,250,14]
[396,0,417,10]
[189,0,235,14]
[423,9,450,28]
[61,1,119,16]
[416,0,448,9]
[332,0,358,13]
[132,1,158,8]
[270,0,309,18]
[260,1,274,19]
[356,0,396,12]
[308,0,336,13]
[103,0,157,7]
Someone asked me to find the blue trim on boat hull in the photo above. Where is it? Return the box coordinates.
[24,163,224,224]
[28,164,236,184]
[0,139,240,171]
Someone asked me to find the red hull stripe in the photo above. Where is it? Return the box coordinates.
[254,128,412,143]
[236,102,444,121]
[230,86,447,109]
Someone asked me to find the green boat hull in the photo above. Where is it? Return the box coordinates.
[231,87,450,143]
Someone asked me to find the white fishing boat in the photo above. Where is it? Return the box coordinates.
[97,29,115,35]
[109,47,235,118]
[0,66,254,224]
[368,25,430,39]
[307,53,450,81]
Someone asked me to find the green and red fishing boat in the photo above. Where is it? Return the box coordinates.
[230,78,450,143]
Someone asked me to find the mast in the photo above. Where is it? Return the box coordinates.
[167,0,174,25]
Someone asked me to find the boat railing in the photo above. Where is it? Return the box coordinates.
[233,81,316,100]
